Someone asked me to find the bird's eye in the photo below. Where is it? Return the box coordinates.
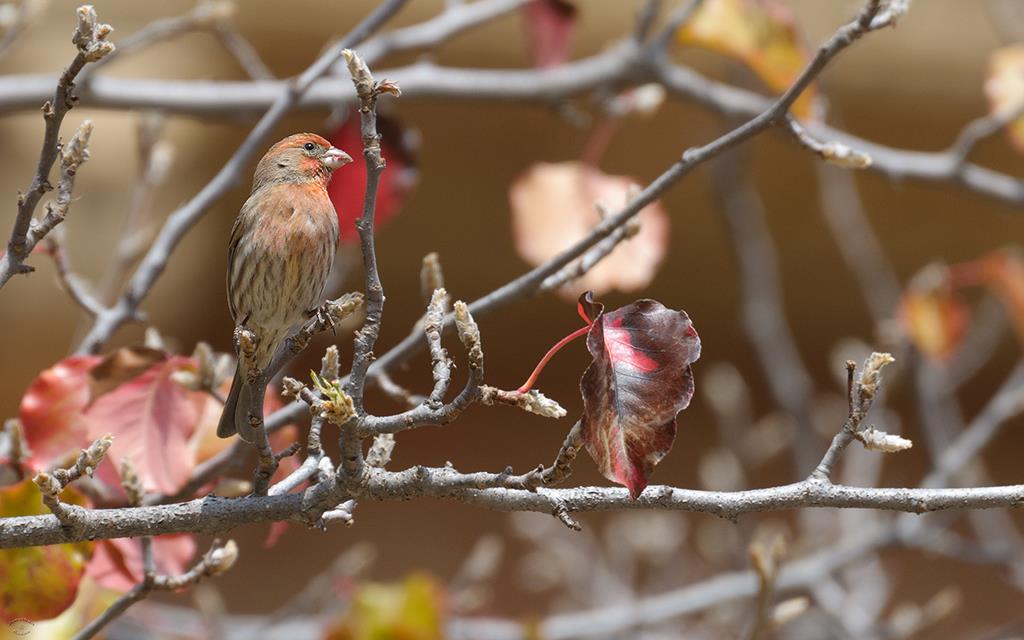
[303,142,316,151]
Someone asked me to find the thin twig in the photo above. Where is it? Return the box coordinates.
[342,48,397,416]
[709,138,817,475]
[212,21,274,80]
[72,539,238,640]
[33,434,113,530]
[44,232,106,316]
[0,4,113,288]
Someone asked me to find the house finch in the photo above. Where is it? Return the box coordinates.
[217,133,352,441]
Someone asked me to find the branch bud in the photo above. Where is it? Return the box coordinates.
[206,539,239,576]
[858,352,895,402]
[856,426,913,453]
[80,433,113,477]
[320,345,340,380]
[33,471,61,497]
[120,457,144,506]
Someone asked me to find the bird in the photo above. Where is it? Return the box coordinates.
[217,133,352,441]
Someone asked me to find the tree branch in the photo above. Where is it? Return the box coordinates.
[6,478,1024,550]
[71,538,238,640]
[0,4,112,288]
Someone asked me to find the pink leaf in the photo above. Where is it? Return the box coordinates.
[510,162,669,300]
[19,355,102,471]
[84,357,198,494]
[578,293,701,498]
[522,0,577,68]
[327,112,418,244]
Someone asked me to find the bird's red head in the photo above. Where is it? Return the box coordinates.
[253,133,352,190]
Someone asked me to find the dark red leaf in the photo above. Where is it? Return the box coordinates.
[578,292,701,498]
[522,0,577,68]
[326,111,418,244]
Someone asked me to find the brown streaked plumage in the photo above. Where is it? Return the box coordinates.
[218,133,352,441]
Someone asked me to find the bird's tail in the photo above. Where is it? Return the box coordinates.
[217,368,261,443]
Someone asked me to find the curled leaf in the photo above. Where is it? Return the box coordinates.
[578,293,701,498]
[678,0,817,119]
[88,346,168,401]
[510,162,669,300]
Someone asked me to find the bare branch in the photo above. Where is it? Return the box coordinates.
[784,117,873,169]
[342,47,398,416]
[425,288,453,407]
[0,5,112,288]
[211,21,274,80]
[33,434,112,529]
[7,477,1024,549]
[811,352,897,482]
[44,231,106,317]
[354,0,527,66]
[0,12,1015,209]
[359,300,484,436]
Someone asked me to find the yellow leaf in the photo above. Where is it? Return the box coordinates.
[899,270,969,362]
[985,44,1024,153]
[323,573,446,640]
[0,480,94,623]
[677,0,816,119]
[0,578,122,640]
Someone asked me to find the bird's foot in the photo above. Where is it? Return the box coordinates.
[308,302,338,336]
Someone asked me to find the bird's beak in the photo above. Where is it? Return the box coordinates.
[322,147,353,170]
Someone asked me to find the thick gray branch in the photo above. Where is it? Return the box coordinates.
[4,478,1024,550]
[0,53,1017,207]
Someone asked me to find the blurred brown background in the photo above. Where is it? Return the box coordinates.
[2,0,1024,636]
